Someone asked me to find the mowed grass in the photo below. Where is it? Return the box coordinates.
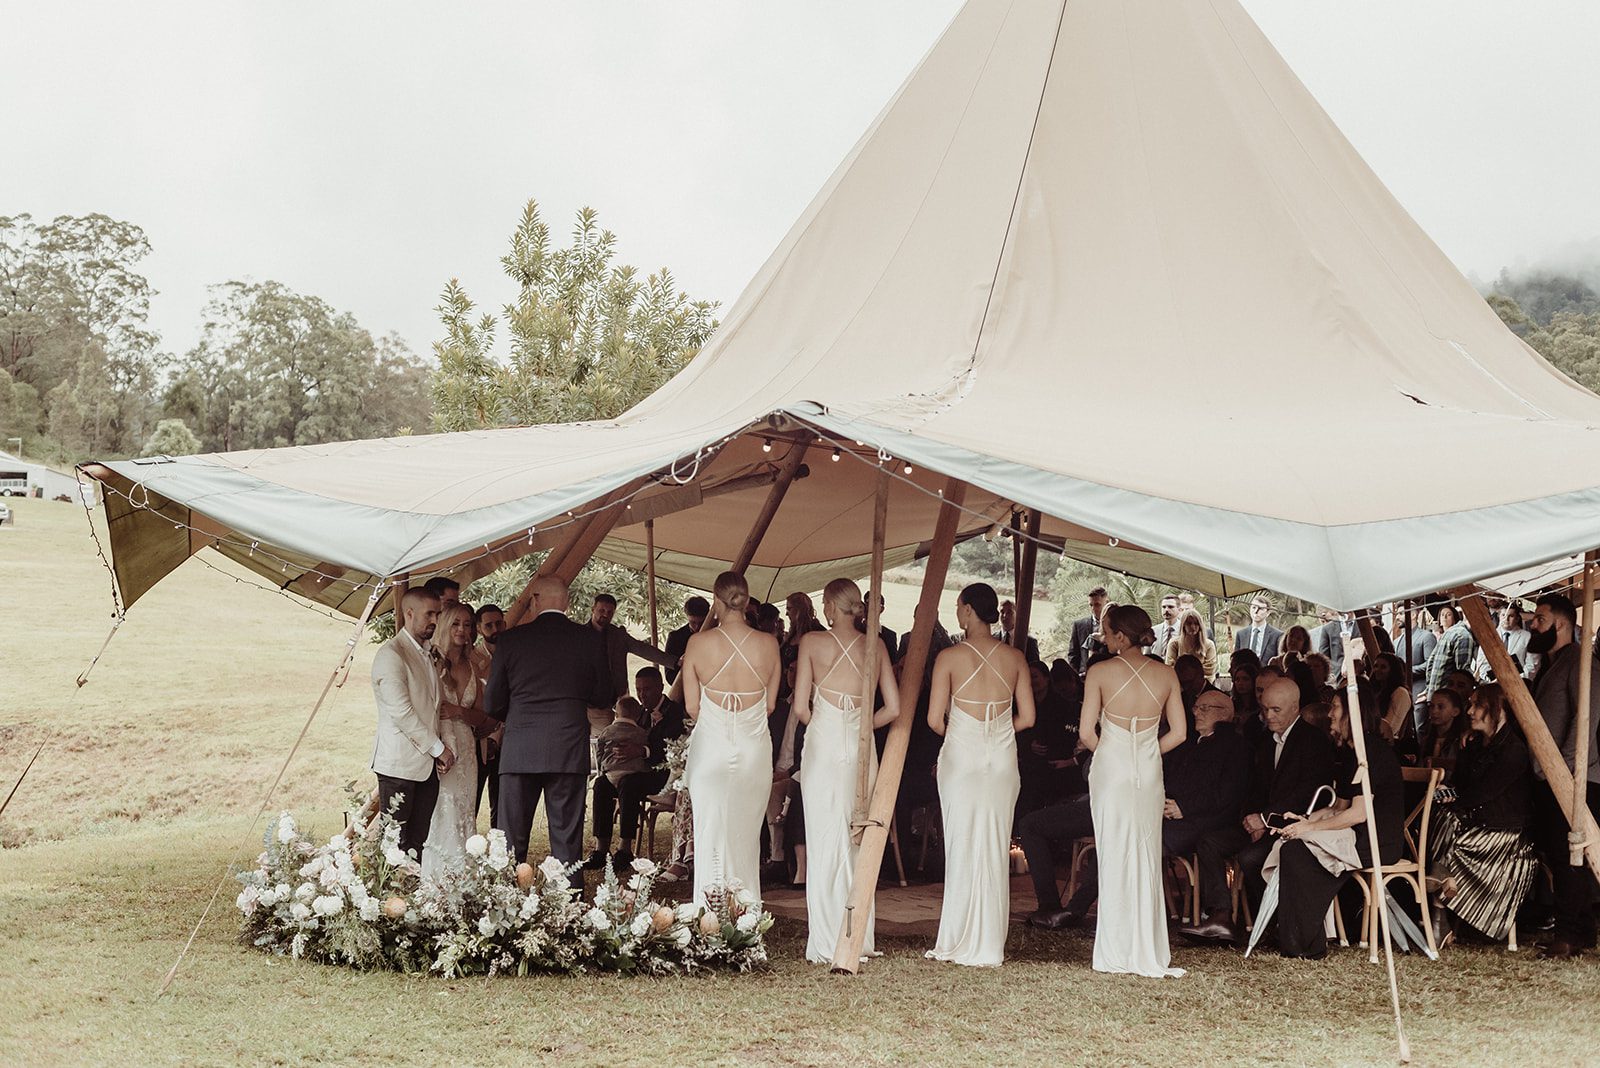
[4,496,1600,1066]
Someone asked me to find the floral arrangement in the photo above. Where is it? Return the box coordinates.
[661,731,692,795]
[235,808,772,977]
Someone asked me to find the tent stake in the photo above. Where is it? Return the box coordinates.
[831,477,966,972]
[852,470,889,843]
[1571,551,1596,866]
[1455,587,1600,883]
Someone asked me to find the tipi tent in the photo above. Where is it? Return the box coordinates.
[84,0,1600,619]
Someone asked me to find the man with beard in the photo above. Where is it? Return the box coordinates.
[1526,593,1600,959]
[370,588,451,862]
[472,603,506,826]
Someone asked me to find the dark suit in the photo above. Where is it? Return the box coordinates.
[1001,630,1042,664]
[1068,617,1105,675]
[1163,723,1252,854]
[664,624,694,684]
[1195,716,1336,916]
[486,610,613,871]
[1234,623,1284,663]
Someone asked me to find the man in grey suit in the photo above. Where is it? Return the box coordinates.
[1149,593,1180,658]
[1312,610,1357,675]
[1067,586,1109,675]
[487,576,614,875]
[1234,595,1284,663]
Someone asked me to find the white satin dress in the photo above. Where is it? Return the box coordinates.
[1089,658,1184,978]
[927,643,1019,968]
[799,631,877,963]
[684,629,773,910]
[423,668,480,882]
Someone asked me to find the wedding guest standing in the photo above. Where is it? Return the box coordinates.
[1164,608,1218,680]
[1082,604,1187,978]
[471,603,506,827]
[424,602,488,880]
[926,583,1036,968]
[486,576,612,877]
[1235,596,1284,666]
[370,588,452,864]
[793,578,901,964]
[681,571,781,908]
[664,596,710,684]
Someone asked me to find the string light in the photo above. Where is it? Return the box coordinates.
[831,447,841,463]
[902,462,913,475]
[761,439,773,453]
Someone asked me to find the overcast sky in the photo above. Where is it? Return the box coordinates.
[6,1,1599,360]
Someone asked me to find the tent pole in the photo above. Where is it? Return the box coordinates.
[831,476,967,972]
[1571,551,1597,865]
[1012,509,1041,651]
[645,519,659,648]
[1404,600,1414,702]
[732,435,812,574]
[1455,586,1600,883]
[505,484,637,627]
[1342,645,1411,1064]
[1010,511,1022,599]
[853,470,890,841]
[1356,611,1381,677]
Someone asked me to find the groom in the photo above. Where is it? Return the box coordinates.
[486,575,613,878]
[370,587,454,863]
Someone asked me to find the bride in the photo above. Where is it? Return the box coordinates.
[680,571,781,909]
[925,582,1035,967]
[424,602,488,880]
[793,578,902,964]
[1080,603,1187,978]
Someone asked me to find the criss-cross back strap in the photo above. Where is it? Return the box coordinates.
[704,628,766,710]
[814,629,867,711]
[952,641,1012,721]
[1104,658,1163,729]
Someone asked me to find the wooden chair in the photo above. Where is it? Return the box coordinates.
[1226,857,1255,928]
[1355,765,1442,962]
[1066,836,1096,904]
[1166,854,1202,925]
[643,792,676,857]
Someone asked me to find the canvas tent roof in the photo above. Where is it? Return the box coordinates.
[84,0,1600,616]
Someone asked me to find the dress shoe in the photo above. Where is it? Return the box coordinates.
[611,849,635,874]
[1027,908,1083,930]
[1179,916,1243,945]
[1539,940,1583,960]
[581,850,609,871]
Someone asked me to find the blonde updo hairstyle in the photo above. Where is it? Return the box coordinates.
[713,571,750,619]
[822,578,865,630]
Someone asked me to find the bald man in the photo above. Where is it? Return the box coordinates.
[486,575,613,876]
[1181,677,1335,944]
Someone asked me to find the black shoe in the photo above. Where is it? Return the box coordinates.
[1027,908,1083,930]
[1179,916,1243,945]
[611,849,635,874]
[582,850,608,871]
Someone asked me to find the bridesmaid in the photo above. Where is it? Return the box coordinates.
[925,583,1036,967]
[681,571,781,909]
[793,578,902,964]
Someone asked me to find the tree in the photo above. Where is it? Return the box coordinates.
[166,280,433,452]
[1487,287,1600,395]
[419,200,720,637]
[141,417,202,458]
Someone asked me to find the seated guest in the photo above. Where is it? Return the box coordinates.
[756,601,785,644]
[1367,653,1415,744]
[1420,687,1468,778]
[584,667,684,872]
[1181,677,1337,944]
[1164,609,1218,679]
[1304,652,1333,690]
[663,596,709,684]
[597,697,650,785]
[1283,656,1320,709]
[1273,625,1314,670]
[1429,682,1538,943]
[1444,669,1477,707]
[1271,683,1405,959]
[1018,661,1083,817]
[1020,793,1096,928]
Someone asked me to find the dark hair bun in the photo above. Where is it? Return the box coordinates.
[1103,604,1156,649]
[960,583,1001,625]
[1136,627,1157,647]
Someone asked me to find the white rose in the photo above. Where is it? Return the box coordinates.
[674,903,698,923]
[256,888,277,908]
[236,887,258,914]
[736,911,759,933]
[630,857,658,876]
[275,814,296,844]
[630,913,653,938]
[295,883,316,901]
[327,834,348,851]
[359,898,380,922]
[384,843,408,867]
[465,835,489,858]
[275,883,291,899]
[312,894,343,917]
[734,888,757,909]
[539,857,566,881]
[478,916,496,936]
[488,828,508,852]
[594,884,611,908]
[486,853,509,872]
[671,926,691,947]
[519,895,541,920]
[626,875,643,892]
[290,902,312,921]
[585,907,612,931]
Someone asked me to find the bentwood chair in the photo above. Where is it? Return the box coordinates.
[1355,765,1443,962]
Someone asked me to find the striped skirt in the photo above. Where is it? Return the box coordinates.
[1430,808,1538,940]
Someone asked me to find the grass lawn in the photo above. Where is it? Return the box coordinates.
[4,496,1599,1066]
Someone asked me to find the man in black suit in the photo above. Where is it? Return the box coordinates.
[999,599,1041,663]
[662,596,709,684]
[1234,595,1284,664]
[1067,587,1109,675]
[486,576,613,879]
[1312,610,1355,675]
[1181,677,1336,943]
[585,666,685,872]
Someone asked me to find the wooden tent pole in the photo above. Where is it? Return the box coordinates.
[505,485,637,627]
[1012,508,1041,651]
[1342,645,1411,1064]
[831,477,967,972]
[1010,511,1022,599]
[853,471,890,840]
[1455,586,1600,883]
[645,518,659,648]
[732,436,812,574]
[1571,551,1597,865]
[1404,600,1414,702]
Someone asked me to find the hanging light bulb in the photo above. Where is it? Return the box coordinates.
[762,439,772,453]
[831,447,841,463]
[903,462,913,475]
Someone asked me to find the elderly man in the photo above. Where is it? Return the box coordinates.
[1526,593,1600,959]
[1181,677,1335,944]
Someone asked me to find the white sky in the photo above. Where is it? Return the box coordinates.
[6,1,1599,361]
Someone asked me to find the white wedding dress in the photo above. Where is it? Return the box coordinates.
[423,667,480,882]
[1089,658,1184,978]
[799,631,877,964]
[927,643,1020,968]
[684,629,773,909]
